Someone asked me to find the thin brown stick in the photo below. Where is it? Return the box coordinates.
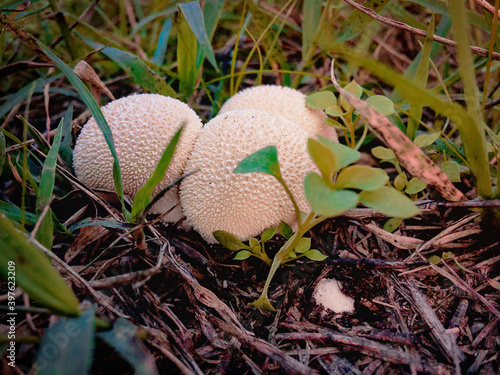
[475,0,500,19]
[342,0,500,61]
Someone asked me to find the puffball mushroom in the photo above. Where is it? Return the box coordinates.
[73,93,203,221]
[219,85,338,142]
[313,278,355,315]
[179,110,317,244]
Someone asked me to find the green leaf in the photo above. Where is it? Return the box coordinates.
[307,138,337,182]
[0,201,38,226]
[340,80,363,111]
[82,37,177,98]
[332,0,390,44]
[261,227,276,243]
[316,135,361,172]
[176,7,198,97]
[304,173,359,217]
[366,95,395,116]
[405,177,427,194]
[152,18,172,66]
[325,105,344,117]
[359,186,420,218]
[295,237,311,253]
[98,319,159,375]
[440,161,461,183]
[59,105,74,169]
[250,293,276,312]
[303,249,327,261]
[371,146,396,161]
[428,255,441,265]
[279,220,293,240]
[394,172,408,191]
[302,0,322,59]
[213,230,251,251]
[306,91,336,110]
[0,214,80,316]
[131,126,183,222]
[68,218,134,233]
[36,120,65,249]
[324,117,347,129]
[178,1,219,71]
[234,145,282,179]
[383,217,403,233]
[36,40,129,219]
[414,132,440,148]
[336,165,388,191]
[37,307,95,375]
[0,130,5,176]
[234,250,252,260]
[249,237,260,251]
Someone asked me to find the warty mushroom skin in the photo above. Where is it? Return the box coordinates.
[73,93,203,221]
[219,85,338,142]
[179,110,318,244]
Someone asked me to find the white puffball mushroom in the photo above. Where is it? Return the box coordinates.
[73,93,203,222]
[219,85,338,142]
[179,110,317,243]
[313,278,355,314]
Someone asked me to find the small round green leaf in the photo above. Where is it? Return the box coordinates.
[295,237,311,253]
[304,173,359,217]
[261,226,277,243]
[359,186,420,218]
[340,80,363,111]
[316,135,361,171]
[414,133,440,148]
[428,255,441,265]
[324,118,346,129]
[365,95,395,116]
[383,217,403,233]
[249,237,260,250]
[336,165,388,191]
[325,105,344,117]
[439,161,461,183]
[234,250,252,260]
[394,172,407,191]
[405,177,427,194]
[306,91,336,110]
[213,230,250,251]
[303,249,327,261]
[279,220,293,240]
[371,146,395,160]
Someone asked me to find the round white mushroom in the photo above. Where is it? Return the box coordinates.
[73,93,203,221]
[179,109,318,243]
[219,85,338,142]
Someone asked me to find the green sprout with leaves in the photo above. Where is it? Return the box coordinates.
[216,136,419,311]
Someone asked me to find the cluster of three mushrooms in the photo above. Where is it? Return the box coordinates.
[73,85,338,243]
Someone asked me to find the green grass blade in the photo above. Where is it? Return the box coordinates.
[448,0,492,197]
[82,37,177,98]
[129,8,177,37]
[332,0,390,44]
[37,307,95,375]
[36,40,129,217]
[176,6,198,97]
[407,14,435,140]
[0,201,38,226]
[59,104,74,169]
[178,1,219,71]
[35,119,64,249]
[152,18,172,66]
[131,126,183,222]
[0,213,80,316]
[0,129,5,176]
[0,75,61,120]
[302,0,322,60]
[203,0,224,42]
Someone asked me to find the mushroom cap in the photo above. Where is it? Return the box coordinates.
[73,93,203,221]
[219,85,338,142]
[179,110,317,243]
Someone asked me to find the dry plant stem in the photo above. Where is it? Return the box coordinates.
[342,0,500,61]
[475,0,500,18]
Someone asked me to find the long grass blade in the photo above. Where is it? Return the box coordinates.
[176,6,198,97]
[152,18,172,66]
[302,0,321,60]
[0,213,80,316]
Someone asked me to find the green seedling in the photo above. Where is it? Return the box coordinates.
[306,84,395,150]
[217,137,419,311]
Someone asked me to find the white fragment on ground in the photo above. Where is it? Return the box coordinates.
[313,278,355,314]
